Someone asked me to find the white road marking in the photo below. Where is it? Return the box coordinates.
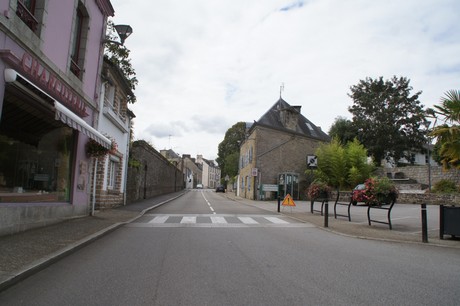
[238,217,258,224]
[211,216,227,224]
[149,216,169,224]
[264,216,289,224]
[181,216,196,224]
[129,214,315,228]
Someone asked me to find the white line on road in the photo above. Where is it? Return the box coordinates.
[181,216,196,224]
[238,217,258,224]
[149,216,169,224]
[264,217,289,224]
[201,190,215,214]
[211,216,227,224]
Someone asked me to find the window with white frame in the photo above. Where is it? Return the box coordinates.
[107,156,120,190]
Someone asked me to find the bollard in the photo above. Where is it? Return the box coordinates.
[277,196,281,213]
[421,204,428,243]
[324,201,329,227]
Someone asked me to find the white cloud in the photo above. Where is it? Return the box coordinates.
[111,0,460,160]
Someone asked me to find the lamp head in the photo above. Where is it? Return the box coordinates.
[114,24,133,45]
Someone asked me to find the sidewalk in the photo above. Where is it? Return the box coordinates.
[1,190,459,292]
[224,192,460,249]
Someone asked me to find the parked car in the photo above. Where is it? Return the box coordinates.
[196,184,203,189]
[351,183,366,205]
[215,185,225,193]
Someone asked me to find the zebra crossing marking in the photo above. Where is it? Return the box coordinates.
[126,214,314,228]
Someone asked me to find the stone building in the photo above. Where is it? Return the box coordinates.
[238,98,330,200]
[197,155,220,189]
[182,154,202,189]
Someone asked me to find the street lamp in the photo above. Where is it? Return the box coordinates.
[103,24,133,46]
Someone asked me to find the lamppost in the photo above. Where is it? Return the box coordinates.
[103,24,133,46]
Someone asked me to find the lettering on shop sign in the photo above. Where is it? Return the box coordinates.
[0,49,88,117]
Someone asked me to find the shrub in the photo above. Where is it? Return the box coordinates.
[432,179,459,194]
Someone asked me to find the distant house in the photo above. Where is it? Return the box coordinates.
[197,155,221,189]
[182,154,203,189]
[238,98,330,200]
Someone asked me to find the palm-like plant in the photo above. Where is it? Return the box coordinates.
[430,90,460,169]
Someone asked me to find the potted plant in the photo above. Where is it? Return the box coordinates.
[86,138,117,158]
[362,177,398,206]
[307,180,332,200]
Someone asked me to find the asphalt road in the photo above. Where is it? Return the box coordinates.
[1,190,459,305]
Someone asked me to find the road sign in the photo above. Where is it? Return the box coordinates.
[282,194,296,206]
[262,184,278,192]
[307,155,317,168]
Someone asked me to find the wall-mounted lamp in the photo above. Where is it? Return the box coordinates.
[104,24,133,46]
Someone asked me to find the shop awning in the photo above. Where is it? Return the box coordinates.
[4,68,111,149]
[55,101,111,149]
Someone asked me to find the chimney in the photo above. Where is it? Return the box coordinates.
[280,105,301,131]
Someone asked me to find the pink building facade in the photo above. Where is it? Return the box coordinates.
[0,0,115,235]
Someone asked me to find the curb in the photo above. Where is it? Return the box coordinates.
[0,191,188,292]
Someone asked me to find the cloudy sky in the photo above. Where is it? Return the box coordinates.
[109,0,460,160]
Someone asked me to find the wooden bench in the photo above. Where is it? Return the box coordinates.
[367,200,396,229]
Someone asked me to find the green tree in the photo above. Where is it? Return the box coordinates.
[345,139,375,187]
[430,90,460,169]
[104,20,138,104]
[328,116,358,145]
[216,122,247,181]
[312,138,374,189]
[348,76,427,165]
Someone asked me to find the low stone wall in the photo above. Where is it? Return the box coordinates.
[126,141,184,203]
[379,165,460,187]
[333,191,459,206]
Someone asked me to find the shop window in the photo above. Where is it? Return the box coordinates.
[0,89,74,203]
[70,3,89,79]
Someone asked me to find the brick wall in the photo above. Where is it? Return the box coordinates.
[126,141,184,203]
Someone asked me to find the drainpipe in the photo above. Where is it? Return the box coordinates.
[91,157,98,216]
[123,127,131,206]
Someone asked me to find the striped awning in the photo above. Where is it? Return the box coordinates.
[55,101,111,149]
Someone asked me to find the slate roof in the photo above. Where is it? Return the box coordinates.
[252,98,330,142]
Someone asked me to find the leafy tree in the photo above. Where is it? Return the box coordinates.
[104,20,138,104]
[314,138,347,189]
[348,76,427,165]
[311,138,374,189]
[328,116,358,145]
[345,139,375,187]
[216,122,247,181]
[430,90,460,169]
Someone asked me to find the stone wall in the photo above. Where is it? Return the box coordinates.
[332,191,460,206]
[380,165,460,187]
[126,141,184,203]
